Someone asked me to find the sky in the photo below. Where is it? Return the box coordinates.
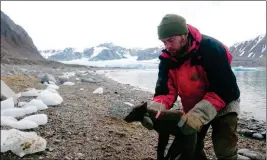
[1,1,266,51]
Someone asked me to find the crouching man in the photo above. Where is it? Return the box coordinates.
[141,14,241,160]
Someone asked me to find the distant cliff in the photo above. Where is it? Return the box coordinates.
[1,11,45,62]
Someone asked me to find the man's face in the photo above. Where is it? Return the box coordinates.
[161,34,188,56]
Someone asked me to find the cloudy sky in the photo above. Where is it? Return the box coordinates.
[1,1,266,50]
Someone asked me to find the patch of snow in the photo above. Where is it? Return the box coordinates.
[1,108,28,118]
[14,120,39,130]
[1,97,15,110]
[46,84,59,90]
[23,106,38,115]
[21,114,48,126]
[262,44,266,53]
[63,82,75,86]
[21,89,40,97]
[23,99,48,111]
[260,55,263,58]
[249,35,265,52]
[93,87,103,94]
[247,52,254,58]
[239,51,245,56]
[1,129,47,157]
[36,90,63,106]
[80,88,84,91]
[1,116,18,126]
[89,47,110,60]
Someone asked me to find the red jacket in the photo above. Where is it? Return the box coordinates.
[152,24,240,113]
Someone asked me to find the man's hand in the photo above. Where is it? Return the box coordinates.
[147,101,167,111]
[140,101,166,130]
[141,113,154,130]
[178,99,217,135]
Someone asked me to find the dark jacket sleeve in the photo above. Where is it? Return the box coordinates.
[201,37,240,111]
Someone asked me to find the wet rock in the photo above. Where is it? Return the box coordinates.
[81,78,96,83]
[40,74,57,84]
[238,148,265,160]
[59,75,69,84]
[239,129,255,137]
[238,154,251,160]
[252,133,264,140]
[260,131,266,138]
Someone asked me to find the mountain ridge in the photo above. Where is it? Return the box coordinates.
[40,34,266,67]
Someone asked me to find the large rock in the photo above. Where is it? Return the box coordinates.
[238,148,265,160]
[252,133,264,140]
[40,74,57,84]
[1,80,16,101]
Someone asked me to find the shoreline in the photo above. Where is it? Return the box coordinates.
[0,63,266,159]
[97,68,266,122]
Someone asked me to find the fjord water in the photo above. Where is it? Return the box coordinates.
[105,68,266,121]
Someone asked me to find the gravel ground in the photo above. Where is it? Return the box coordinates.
[1,64,266,160]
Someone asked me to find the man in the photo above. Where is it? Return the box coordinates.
[143,14,241,160]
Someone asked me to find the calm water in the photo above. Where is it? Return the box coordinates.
[104,68,266,121]
[103,69,266,121]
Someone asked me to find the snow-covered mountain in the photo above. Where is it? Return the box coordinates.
[229,34,266,67]
[40,43,162,62]
[40,34,266,67]
[229,34,266,58]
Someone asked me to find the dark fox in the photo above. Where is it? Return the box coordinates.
[124,102,197,160]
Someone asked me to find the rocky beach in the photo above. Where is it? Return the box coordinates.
[1,63,266,160]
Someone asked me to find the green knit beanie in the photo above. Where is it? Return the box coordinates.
[157,14,189,39]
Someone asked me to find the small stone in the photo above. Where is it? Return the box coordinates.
[64,156,71,160]
[48,148,54,152]
[53,139,61,144]
[252,133,264,140]
[76,153,84,158]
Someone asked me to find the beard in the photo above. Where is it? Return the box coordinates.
[168,37,189,59]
